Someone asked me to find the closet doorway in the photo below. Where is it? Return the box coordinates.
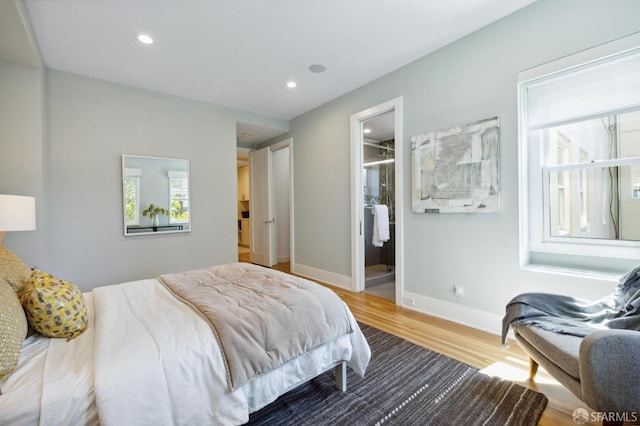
[249,138,293,268]
[237,150,251,261]
[350,98,403,303]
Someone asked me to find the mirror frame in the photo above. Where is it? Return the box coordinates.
[122,154,191,236]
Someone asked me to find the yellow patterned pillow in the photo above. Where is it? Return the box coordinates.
[19,269,87,340]
[0,244,31,293]
[0,276,28,382]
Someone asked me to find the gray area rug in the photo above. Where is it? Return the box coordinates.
[248,323,547,425]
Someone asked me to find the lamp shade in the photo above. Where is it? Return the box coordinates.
[0,195,36,231]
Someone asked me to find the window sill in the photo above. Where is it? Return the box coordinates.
[522,263,620,282]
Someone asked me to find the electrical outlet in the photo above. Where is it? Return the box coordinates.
[453,284,464,297]
[403,296,415,307]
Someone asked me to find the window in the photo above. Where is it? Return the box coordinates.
[519,33,640,270]
[123,168,142,225]
[168,170,189,224]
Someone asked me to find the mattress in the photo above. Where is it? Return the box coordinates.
[0,275,370,425]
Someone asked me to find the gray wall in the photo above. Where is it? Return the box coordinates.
[282,0,640,318]
[0,61,44,266]
[2,66,287,291]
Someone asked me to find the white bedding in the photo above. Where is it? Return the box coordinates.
[0,293,98,426]
[0,276,370,425]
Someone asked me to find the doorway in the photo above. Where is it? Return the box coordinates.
[237,149,251,261]
[350,98,403,303]
[363,112,396,299]
[249,139,293,268]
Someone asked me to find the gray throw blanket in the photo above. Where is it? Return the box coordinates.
[501,265,640,346]
[158,263,353,391]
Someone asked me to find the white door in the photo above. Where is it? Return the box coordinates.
[249,147,276,267]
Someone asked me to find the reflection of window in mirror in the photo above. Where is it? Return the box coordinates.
[124,168,142,225]
[122,155,190,236]
[169,171,189,224]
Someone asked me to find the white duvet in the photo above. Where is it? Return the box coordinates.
[1,278,371,425]
[0,293,98,426]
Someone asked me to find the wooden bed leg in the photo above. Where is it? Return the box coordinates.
[529,357,539,381]
[335,361,347,392]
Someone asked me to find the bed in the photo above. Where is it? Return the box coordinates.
[0,262,371,425]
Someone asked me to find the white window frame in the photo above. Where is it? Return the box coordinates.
[123,167,142,225]
[578,149,589,232]
[633,164,640,198]
[518,32,640,268]
[168,170,189,224]
[553,136,571,236]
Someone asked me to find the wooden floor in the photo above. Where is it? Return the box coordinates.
[239,254,597,425]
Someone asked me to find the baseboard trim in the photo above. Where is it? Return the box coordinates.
[403,291,503,337]
[290,264,501,337]
[292,263,352,290]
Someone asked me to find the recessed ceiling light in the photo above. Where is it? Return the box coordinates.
[286,81,297,88]
[363,128,372,134]
[309,64,327,73]
[137,34,154,45]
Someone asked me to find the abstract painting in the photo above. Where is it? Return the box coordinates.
[411,117,500,213]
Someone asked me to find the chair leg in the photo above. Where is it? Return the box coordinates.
[528,357,539,380]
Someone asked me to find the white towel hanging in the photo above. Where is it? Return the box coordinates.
[372,204,389,247]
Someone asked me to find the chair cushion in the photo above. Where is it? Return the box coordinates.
[514,323,582,379]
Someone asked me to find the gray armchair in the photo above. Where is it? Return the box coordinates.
[502,266,640,424]
[514,323,640,421]
[503,267,640,424]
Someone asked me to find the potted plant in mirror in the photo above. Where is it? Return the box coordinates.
[142,203,169,227]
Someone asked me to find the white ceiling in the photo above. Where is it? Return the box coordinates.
[18,0,538,127]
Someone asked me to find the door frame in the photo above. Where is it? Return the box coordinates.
[350,97,403,303]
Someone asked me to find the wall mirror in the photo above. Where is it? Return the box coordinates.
[122,154,191,236]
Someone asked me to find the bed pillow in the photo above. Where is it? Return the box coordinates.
[0,276,28,383]
[0,244,31,293]
[19,269,88,340]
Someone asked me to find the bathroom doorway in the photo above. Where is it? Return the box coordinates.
[350,98,403,303]
[362,112,396,299]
